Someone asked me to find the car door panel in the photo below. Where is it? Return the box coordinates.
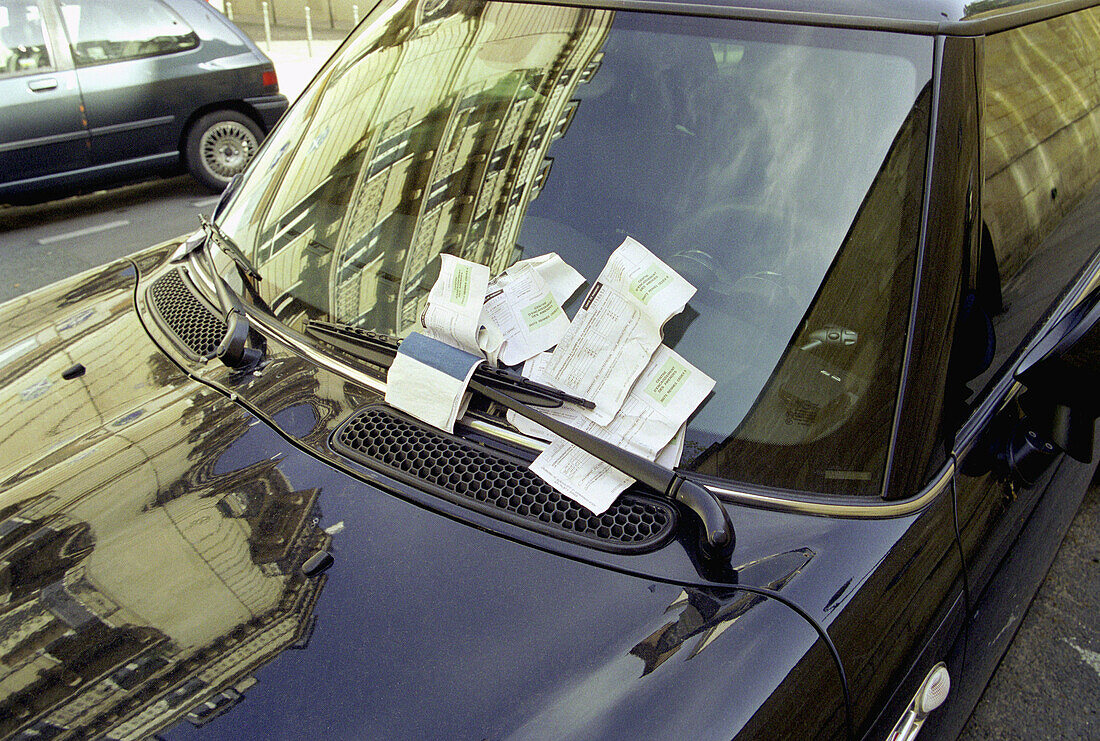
[58,0,200,167]
[75,56,181,165]
[958,84,1100,604]
[0,0,88,189]
[946,8,1100,730]
[943,453,1095,735]
[0,68,87,182]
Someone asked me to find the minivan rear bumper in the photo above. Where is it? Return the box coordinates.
[247,94,290,132]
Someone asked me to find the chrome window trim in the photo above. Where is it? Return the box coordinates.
[705,462,953,518]
[510,0,1098,36]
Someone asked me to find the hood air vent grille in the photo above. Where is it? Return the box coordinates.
[147,269,226,359]
[333,406,676,553]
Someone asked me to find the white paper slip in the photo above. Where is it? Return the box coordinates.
[529,440,635,515]
[527,426,686,515]
[517,347,713,513]
[511,347,713,459]
[521,252,588,305]
[655,425,687,469]
[482,253,585,366]
[544,237,696,425]
[422,254,501,360]
[596,345,714,456]
[384,332,482,433]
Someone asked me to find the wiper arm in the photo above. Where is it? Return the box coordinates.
[194,217,264,369]
[304,320,734,560]
[304,319,595,410]
[199,213,263,282]
[470,379,735,562]
[170,211,259,277]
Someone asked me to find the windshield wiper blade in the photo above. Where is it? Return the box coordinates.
[304,319,595,410]
[470,379,735,562]
[193,218,264,369]
[199,213,262,282]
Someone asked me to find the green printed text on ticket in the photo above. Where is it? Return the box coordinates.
[522,294,563,331]
[629,263,673,304]
[645,357,690,405]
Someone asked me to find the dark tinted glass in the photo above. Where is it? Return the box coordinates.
[60,0,197,66]
[968,6,1100,404]
[220,0,932,495]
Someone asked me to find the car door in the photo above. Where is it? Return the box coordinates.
[56,0,199,170]
[955,5,1100,605]
[944,5,1100,729]
[0,0,88,192]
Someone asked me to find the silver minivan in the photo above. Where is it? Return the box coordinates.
[0,0,287,200]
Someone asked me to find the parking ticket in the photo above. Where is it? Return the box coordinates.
[543,237,695,425]
[421,254,502,362]
[517,346,714,513]
[482,253,585,366]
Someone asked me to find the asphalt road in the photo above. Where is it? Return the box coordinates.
[0,175,216,304]
[958,480,1100,740]
[0,181,1097,739]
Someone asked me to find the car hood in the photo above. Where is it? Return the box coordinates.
[0,248,871,739]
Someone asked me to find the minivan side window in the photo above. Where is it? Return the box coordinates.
[59,0,198,66]
[972,6,1100,400]
[0,1,51,75]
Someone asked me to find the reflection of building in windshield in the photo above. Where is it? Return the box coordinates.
[334,3,611,334]
[253,1,611,336]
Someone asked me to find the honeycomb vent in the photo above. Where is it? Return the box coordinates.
[333,406,676,553]
[147,269,226,359]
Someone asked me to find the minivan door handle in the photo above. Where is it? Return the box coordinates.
[27,78,59,92]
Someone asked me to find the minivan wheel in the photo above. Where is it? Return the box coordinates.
[185,111,263,191]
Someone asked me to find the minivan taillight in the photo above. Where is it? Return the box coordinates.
[262,70,278,88]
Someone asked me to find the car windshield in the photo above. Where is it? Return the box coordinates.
[217,0,933,496]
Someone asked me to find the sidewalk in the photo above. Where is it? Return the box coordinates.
[235,21,350,102]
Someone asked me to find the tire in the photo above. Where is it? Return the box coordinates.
[185,110,263,192]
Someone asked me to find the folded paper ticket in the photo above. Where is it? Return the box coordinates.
[385,332,482,433]
[544,237,696,425]
[482,253,585,366]
[517,346,714,513]
[529,425,690,515]
[422,254,502,362]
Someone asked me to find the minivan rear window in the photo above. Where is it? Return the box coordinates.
[60,0,198,66]
[220,0,933,496]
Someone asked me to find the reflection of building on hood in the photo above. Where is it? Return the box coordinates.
[630,549,813,676]
[0,392,329,739]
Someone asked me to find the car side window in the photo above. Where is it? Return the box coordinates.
[0,0,52,75]
[59,0,198,66]
[970,6,1100,402]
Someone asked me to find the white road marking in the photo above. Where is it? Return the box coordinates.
[191,196,221,208]
[991,612,1019,646]
[1064,638,1100,679]
[36,219,130,245]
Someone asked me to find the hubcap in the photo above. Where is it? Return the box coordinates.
[199,121,258,180]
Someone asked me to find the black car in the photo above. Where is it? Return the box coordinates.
[0,0,287,200]
[1,0,1098,739]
